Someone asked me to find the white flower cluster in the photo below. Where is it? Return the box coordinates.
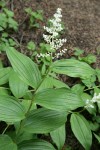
[85,93,100,108]
[55,48,67,58]
[43,35,67,50]
[37,48,67,59]
[37,8,67,59]
[43,8,63,37]
[37,53,51,58]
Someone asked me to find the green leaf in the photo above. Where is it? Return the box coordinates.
[9,70,28,98]
[70,114,92,150]
[3,8,14,17]
[18,139,56,150]
[50,125,65,150]
[0,13,7,28]
[96,68,100,82]
[36,76,53,92]
[25,8,32,14]
[8,18,18,31]
[82,75,96,88]
[2,32,8,38]
[32,12,43,20]
[89,121,99,131]
[80,54,96,64]
[0,95,25,122]
[93,115,100,123]
[16,131,36,144]
[40,43,55,53]
[94,133,100,143]
[6,47,41,89]
[0,67,11,85]
[51,59,95,79]
[0,26,4,31]
[0,135,17,150]
[94,87,100,95]
[34,88,84,111]
[51,77,69,89]
[8,38,16,46]
[21,100,36,113]
[74,48,84,56]
[23,108,67,133]
[71,84,84,94]
[0,87,9,95]
[27,41,35,51]
[94,88,100,113]
[0,1,6,7]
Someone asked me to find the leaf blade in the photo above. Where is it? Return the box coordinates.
[51,59,95,79]
[70,114,92,150]
[23,108,67,133]
[50,125,65,150]
[18,139,56,150]
[0,67,11,85]
[9,70,28,98]
[6,47,41,88]
[0,135,17,150]
[34,88,84,111]
[0,95,25,122]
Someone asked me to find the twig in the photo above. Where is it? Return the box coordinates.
[19,15,29,26]
[10,0,14,11]
[84,85,100,92]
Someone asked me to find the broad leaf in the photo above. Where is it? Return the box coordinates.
[16,131,36,144]
[51,77,69,88]
[18,139,56,150]
[23,108,67,133]
[0,135,17,150]
[37,76,69,92]
[71,84,84,94]
[37,76,53,92]
[50,125,65,150]
[6,47,41,88]
[34,88,84,111]
[70,114,92,150]
[0,87,9,95]
[51,59,95,79]
[89,121,99,131]
[0,67,11,85]
[9,70,28,98]
[0,95,25,122]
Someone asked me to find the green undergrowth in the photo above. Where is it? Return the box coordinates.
[0,1,100,150]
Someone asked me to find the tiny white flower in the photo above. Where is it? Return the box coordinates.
[84,93,100,109]
[57,8,62,12]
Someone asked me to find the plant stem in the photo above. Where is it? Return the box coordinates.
[84,85,100,92]
[26,64,51,115]
[2,124,9,135]
[68,108,86,114]
[16,63,52,137]
[0,87,10,90]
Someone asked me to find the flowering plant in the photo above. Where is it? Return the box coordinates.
[37,8,67,59]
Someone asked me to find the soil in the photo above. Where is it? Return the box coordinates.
[8,0,100,67]
[1,0,100,149]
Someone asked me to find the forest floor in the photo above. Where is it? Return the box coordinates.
[9,0,100,67]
